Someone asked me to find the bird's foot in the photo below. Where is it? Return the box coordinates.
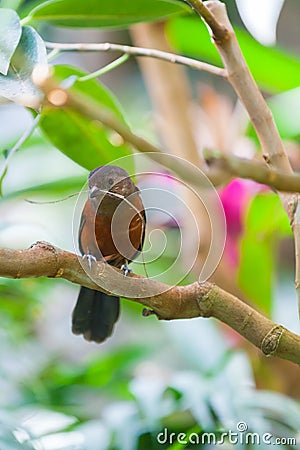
[82,253,97,269]
[121,262,132,277]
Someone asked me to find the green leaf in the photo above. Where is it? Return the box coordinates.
[0,0,24,11]
[268,87,300,139]
[84,345,146,387]
[26,0,189,28]
[41,345,148,393]
[238,192,292,313]
[0,421,34,449]
[166,17,300,93]
[0,9,22,75]
[39,65,134,171]
[0,26,47,107]
[245,192,292,237]
[239,234,273,313]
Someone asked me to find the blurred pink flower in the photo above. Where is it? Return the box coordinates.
[220,179,266,268]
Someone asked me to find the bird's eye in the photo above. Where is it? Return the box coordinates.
[108,178,114,186]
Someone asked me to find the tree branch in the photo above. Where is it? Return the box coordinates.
[33,67,300,195]
[204,150,300,193]
[195,0,300,316]
[1,242,300,365]
[44,41,226,78]
[201,1,292,174]
[184,0,228,41]
[33,66,227,190]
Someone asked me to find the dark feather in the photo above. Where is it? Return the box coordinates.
[72,287,120,343]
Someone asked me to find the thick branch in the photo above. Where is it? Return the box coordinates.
[196,1,300,318]
[45,41,226,77]
[202,1,292,174]
[204,150,300,193]
[1,242,300,365]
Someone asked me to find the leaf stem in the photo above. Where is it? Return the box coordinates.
[0,114,41,194]
[78,54,130,82]
[20,16,30,26]
[47,48,61,62]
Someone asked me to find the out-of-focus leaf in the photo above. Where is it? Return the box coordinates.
[19,408,78,438]
[130,376,175,429]
[40,65,134,172]
[36,431,84,449]
[84,345,147,387]
[0,283,37,325]
[0,26,47,107]
[0,9,22,75]
[244,192,291,236]
[166,17,300,93]
[76,421,110,450]
[164,319,229,374]
[268,87,300,139]
[243,390,300,431]
[236,0,285,46]
[0,421,34,449]
[26,0,189,28]
[170,372,216,429]
[238,192,291,313]
[36,345,150,407]
[103,402,141,450]
[0,1,24,10]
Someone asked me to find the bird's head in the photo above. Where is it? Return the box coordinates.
[88,165,137,212]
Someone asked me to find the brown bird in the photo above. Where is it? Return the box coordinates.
[72,165,146,343]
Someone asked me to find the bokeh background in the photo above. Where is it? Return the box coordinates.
[0,0,300,448]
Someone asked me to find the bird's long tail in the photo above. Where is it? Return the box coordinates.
[72,287,120,343]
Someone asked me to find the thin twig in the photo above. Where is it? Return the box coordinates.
[0,114,41,189]
[44,41,227,77]
[78,54,130,82]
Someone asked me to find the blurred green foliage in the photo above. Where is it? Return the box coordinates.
[25,0,189,28]
[238,192,292,313]
[166,16,300,93]
[0,0,299,449]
